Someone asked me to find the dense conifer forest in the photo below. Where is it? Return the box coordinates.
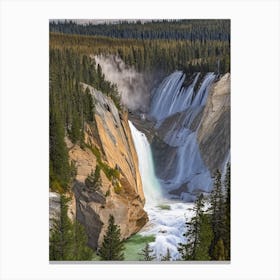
[50,20,230,41]
[50,19,230,77]
[49,49,120,193]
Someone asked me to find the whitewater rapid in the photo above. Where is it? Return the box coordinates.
[129,120,194,260]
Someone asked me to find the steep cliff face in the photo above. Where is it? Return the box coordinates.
[197,73,231,173]
[68,84,148,249]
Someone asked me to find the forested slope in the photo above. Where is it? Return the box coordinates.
[50,19,230,77]
[50,19,230,41]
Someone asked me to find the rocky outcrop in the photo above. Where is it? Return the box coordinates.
[197,73,230,173]
[68,84,148,249]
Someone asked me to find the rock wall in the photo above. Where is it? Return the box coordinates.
[68,84,148,249]
[197,73,231,173]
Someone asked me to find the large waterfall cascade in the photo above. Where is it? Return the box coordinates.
[150,71,217,198]
[150,71,216,122]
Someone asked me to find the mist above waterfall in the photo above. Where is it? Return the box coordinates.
[94,55,149,111]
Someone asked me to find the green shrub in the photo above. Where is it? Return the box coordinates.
[102,163,120,181]
[89,145,102,162]
[85,165,102,192]
[50,179,64,194]
[114,182,122,194]
[87,144,120,183]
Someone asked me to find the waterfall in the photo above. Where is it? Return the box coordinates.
[128,120,194,261]
[128,121,162,206]
[149,71,216,199]
[150,71,215,122]
[127,71,226,260]
[150,71,186,121]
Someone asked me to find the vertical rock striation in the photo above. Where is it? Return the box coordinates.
[197,73,231,173]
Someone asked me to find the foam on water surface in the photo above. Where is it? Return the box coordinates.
[129,120,195,260]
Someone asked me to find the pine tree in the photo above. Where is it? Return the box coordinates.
[138,243,156,261]
[195,213,213,260]
[49,195,74,260]
[161,248,171,261]
[205,166,231,261]
[224,163,231,260]
[213,239,225,260]
[178,196,201,260]
[83,87,95,122]
[72,220,93,260]
[69,111,81,144]
[85,165,102,192]
[210,170,222,227]
[209,170,224,257]
[178,193,212,260]
[99,215,125,260]
[49,107,71,191]
[49,195,94,261]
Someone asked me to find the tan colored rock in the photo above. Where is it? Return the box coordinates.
[197,73,231,173]
[68,144,97,183]
[68,84,148,249]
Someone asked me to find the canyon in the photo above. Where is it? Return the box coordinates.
[49,67,230,257]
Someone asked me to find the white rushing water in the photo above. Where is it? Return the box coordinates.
[139,201,194,261]
[129,120,194,260]
[127,72,218,260]
[150,71,216,122]
[128,121,162,206]
[150,71,216,197]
